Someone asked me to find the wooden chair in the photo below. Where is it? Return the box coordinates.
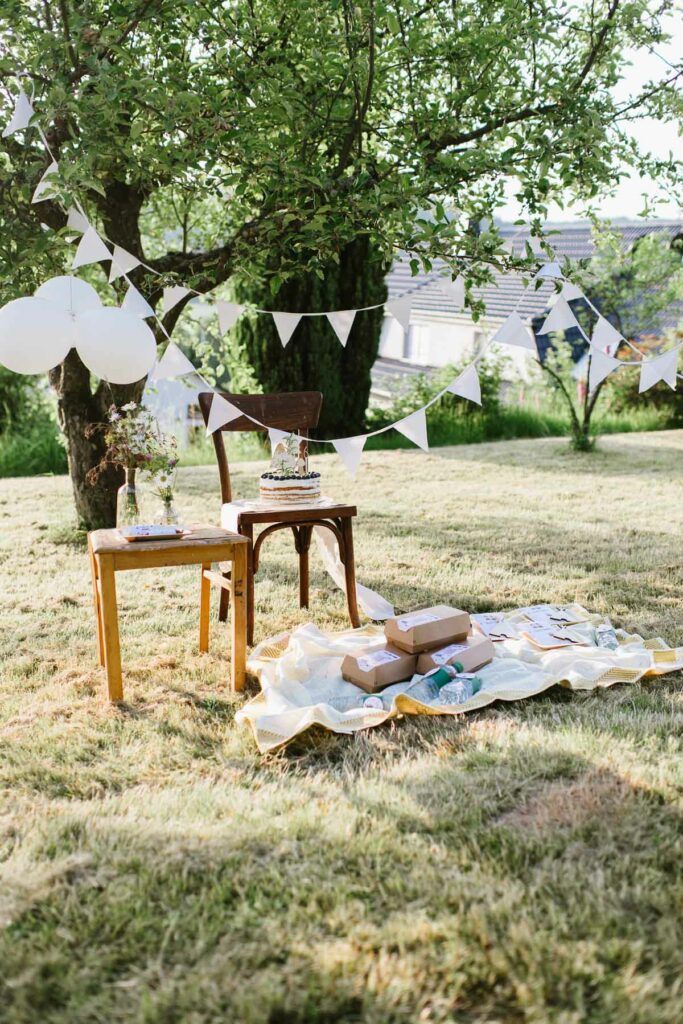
[198,391,361,646]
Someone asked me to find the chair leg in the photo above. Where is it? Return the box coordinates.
[296,525,313,609]
[240,524,255,646]
[218,575,230,622]
[340,518,361,628]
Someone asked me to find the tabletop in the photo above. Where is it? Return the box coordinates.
[89,525,246,556]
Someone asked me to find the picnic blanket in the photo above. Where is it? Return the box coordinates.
[236,605,683,753]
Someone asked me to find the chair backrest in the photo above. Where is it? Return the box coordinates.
[198,391,323,504]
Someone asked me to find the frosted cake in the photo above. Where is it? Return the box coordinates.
[260,434,321,506]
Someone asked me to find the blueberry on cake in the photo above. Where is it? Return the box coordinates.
[260,434,321,506]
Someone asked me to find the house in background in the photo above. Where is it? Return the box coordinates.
[372,219,683,401]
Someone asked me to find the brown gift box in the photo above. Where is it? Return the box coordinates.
[341,644,417,693]
[384,605,471,654]
[416,633,495,675]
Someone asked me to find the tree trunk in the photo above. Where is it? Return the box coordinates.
[232,237,388,437]
[48,350,143,529]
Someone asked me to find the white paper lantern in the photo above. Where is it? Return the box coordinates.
[0,297,74,374]
[35,275,102,314]
[75,307,157,384]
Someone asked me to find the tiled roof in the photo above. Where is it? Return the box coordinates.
[386,220,683,324]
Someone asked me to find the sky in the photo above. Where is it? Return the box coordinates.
[499,12,683,223]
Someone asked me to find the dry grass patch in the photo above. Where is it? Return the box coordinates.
[0,431,682,1023]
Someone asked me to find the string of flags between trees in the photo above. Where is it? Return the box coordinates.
[1,83,681,478]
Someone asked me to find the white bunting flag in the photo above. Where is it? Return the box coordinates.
[268,427,289,453]
[536,262,564,280]
[2,87,34,137]
[588,347,621,389]
[591,315,624,354]
[539,296,579,334]
[638,348,679,393]
[326,309,356,347]
[215,300,245,335]
[109,245,141,282]
[447,364,481,405]
[162,286,191,315]
[272,311,301,347]
[206,394,243,435]
[395,408,429,451]
[152,342,196,380]
[66,208,89,233]
[72,226,111,269]
[385,294,413,332]
[122,284,154,319]
[332,435,367,478]
[561,281,584,301]
[439,275,465,309]
[493,312,537,352]
[31,160,59,203]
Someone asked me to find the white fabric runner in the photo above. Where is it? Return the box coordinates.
[220,497,394,620]
[236,606,683,752]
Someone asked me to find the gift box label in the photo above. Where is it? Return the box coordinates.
[357,650,401,672]
[430,642,469,666]
[396,612,440,632]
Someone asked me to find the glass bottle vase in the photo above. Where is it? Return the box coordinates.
[116,467,145,528]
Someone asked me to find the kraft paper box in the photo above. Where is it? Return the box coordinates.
[416,633,495,675]
[341,644,417,693]
[384,605,471,654]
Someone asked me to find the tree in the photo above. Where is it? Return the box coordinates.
[0,1,680,526]
[539,226,683,450]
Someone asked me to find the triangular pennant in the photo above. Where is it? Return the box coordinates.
[385,294,413,332]
[122,284,154,319]
[268,427,289,453]
[206,394,243,435]
[493,312,537,352]
[332,435,367,478]
[326,309,356,347]
[2,87,34,137]
[539,296,579,334]
[561,281,584,301]
[536,262,564,280]
[215,300,245,335]
[438,275,465,309]
[591,315,624,354]
[395,408,429,451]
[152,342,197,380]
[272,311,301,347]
[31,160,59,203]
[109,245,141,282]
[447,364,481,405]
[638,348,679,394]
[162,286,191,315]
[66,208,89,233]
[72,226,111,269]
[588,348,622,389]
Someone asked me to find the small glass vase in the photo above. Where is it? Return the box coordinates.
[154,493,181,527]
[116,467,145,528]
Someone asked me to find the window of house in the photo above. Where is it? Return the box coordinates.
[404,324,431,363]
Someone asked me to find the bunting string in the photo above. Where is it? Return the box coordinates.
[1,76,681,479]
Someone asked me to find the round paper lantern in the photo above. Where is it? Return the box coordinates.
[35,275,102,314]
[75,307,157,384]
[0,297,74,374]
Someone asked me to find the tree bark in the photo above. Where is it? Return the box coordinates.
[48,350,143,529]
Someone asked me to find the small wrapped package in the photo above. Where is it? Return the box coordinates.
[416,633,495,675]
[384,605,470,654]
[341,644,417,693]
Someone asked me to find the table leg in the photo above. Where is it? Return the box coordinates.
[199,562,211,653]
[88,539,105,666]
[98,555,123,702]
[230,543,248,692]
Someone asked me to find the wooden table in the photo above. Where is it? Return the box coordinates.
[87,526,249,701]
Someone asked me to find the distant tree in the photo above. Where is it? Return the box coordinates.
[1,1,681,525]
[539,227,683,450]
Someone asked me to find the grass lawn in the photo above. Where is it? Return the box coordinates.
[1,430,682,1024]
